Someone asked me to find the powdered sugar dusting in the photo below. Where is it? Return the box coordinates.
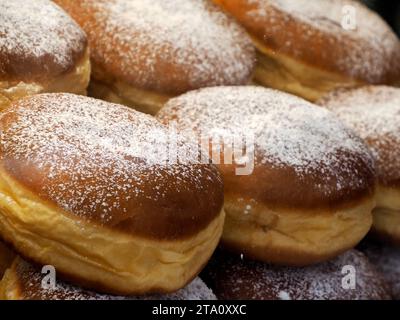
[77,0,254,91]
[320,86,400,184]
[246,0,400,82]
[0,0,86,75]
[15,258,216,300]
[211,250,390,300]
[0,93,218,223]
[159,86,374,193]
[278,291,291,300]
[361,243,400,299]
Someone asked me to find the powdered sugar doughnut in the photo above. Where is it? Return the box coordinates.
[0,0,90,110]
[0,93,225,295]
[0,257,216,300]
[157,86,375,266]
[204,250,391,300]
[54,0,255,115]
[360,242,400,300]
[212,0,400,101]
[320,86,400,244]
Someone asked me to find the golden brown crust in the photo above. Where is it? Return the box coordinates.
[158,86,375,265]
[0,0,88,83]
[0,172,225,294]
[218,155,375,211]
[319,86,400,245]
[213,0,400,86]
[158,86,376,211]
[0,93,223,240]
[0,161,222,240]
[319,86,400,189]
[54,0,255,96]
[0,93,225,294]
[0,49,91,112]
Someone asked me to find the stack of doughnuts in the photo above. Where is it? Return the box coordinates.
[212,0,400,101]
[0,0,399,301]
[0,0,90,111]
[53,0,255,115]
[319,86,400,245]
[158,86,375,266]
[0,93,224,296]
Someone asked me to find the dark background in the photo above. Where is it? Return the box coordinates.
[362,0,400,35]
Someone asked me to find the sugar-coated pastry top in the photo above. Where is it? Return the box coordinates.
[208,250,391,300]
[320,86,400,187]
[54,0,255,94]
[0,0,87,81]
[4,258,216,300]
[0,94,223,240]
[212,0,400,84]
[158,86,375,209]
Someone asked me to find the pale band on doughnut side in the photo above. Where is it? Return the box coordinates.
[88,80,170,117]
[88,63,171,115]
[253,40,361,102]
[0,49,91,111]
[373,186,400,245]
[222,197,374,266]
[0,257,217,300]
[0,151,225,295]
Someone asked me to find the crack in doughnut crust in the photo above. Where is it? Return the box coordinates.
[0,0,90,110]
[0,93,225,295]
[54,0,255,114]
[212,0,400,101]
[158,86,375,266]
[203,250,391,300]
[0,257,217,300]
